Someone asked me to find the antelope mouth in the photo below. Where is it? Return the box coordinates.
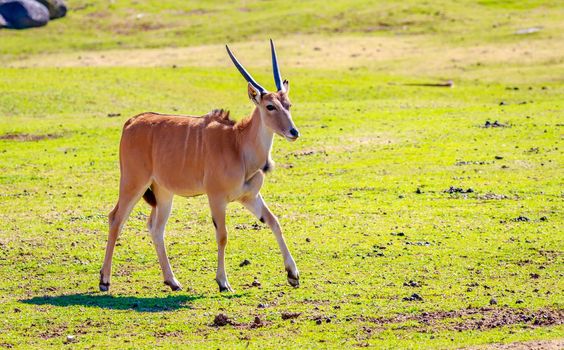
[276,130,299,141]
[284,127,300,142]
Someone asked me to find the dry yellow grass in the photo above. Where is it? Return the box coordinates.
[7,34,563,83]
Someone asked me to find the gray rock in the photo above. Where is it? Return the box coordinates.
[34,0,66,19]
[0,0,49,29]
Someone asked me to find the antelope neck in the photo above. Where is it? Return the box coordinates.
[240,107,274,178]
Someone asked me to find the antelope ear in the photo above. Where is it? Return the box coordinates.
[248,83,262,104]
[283,80,290,94]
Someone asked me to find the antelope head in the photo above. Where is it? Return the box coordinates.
[226,40,299,141]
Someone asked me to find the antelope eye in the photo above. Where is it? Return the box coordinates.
[266,105,276,111]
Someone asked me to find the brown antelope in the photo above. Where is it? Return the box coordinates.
[100,40,300,292]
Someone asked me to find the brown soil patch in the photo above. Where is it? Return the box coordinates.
[463,339,564,350]
[186,9,214,15]
[477,193,511,200]
[281,311,301,320]
[289,149,328,158]
[367,307,563,331]
[212,313,231,327]
[211,313,267,329]
[37,324,68,339]
[0,133,61,142]
[85,10,110,18]
[112,21,169,35]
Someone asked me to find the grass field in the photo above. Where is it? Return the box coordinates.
[0,0,563,348]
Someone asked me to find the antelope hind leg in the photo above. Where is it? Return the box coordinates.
[147,186,182,291]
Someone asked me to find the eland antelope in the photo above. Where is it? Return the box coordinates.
[99,40,300,292]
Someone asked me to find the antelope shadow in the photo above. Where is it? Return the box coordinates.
[21,293,205,312]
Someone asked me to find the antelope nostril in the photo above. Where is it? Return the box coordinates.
[289,128,299,138]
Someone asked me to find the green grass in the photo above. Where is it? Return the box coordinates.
[0,1,563,349]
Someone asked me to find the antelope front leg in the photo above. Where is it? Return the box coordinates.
[208,196,233,292]
[240,193,299,287]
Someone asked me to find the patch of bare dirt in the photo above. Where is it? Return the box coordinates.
[462,339,564,350]
[455,160,489,166]
[7,35,562,84]
[85,10,111,18]
[211,313,267,329]
[234,223,263,230]
[0,133,61,141]
[37,324,68,339]
[112,21,168,35]
[154,330,184,338]
[288,149,328,158]
[477,193,511,200]
[281,311,301,320]
[186,8,214,15]
[366,307,563,331]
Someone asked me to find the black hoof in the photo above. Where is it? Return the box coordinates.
[164,281,182,291]
[287,271,300,287]
[99,282,110,292]
[218,284,234,293]
[99,270,110,292]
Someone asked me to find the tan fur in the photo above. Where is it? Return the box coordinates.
[99,87,300,292]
